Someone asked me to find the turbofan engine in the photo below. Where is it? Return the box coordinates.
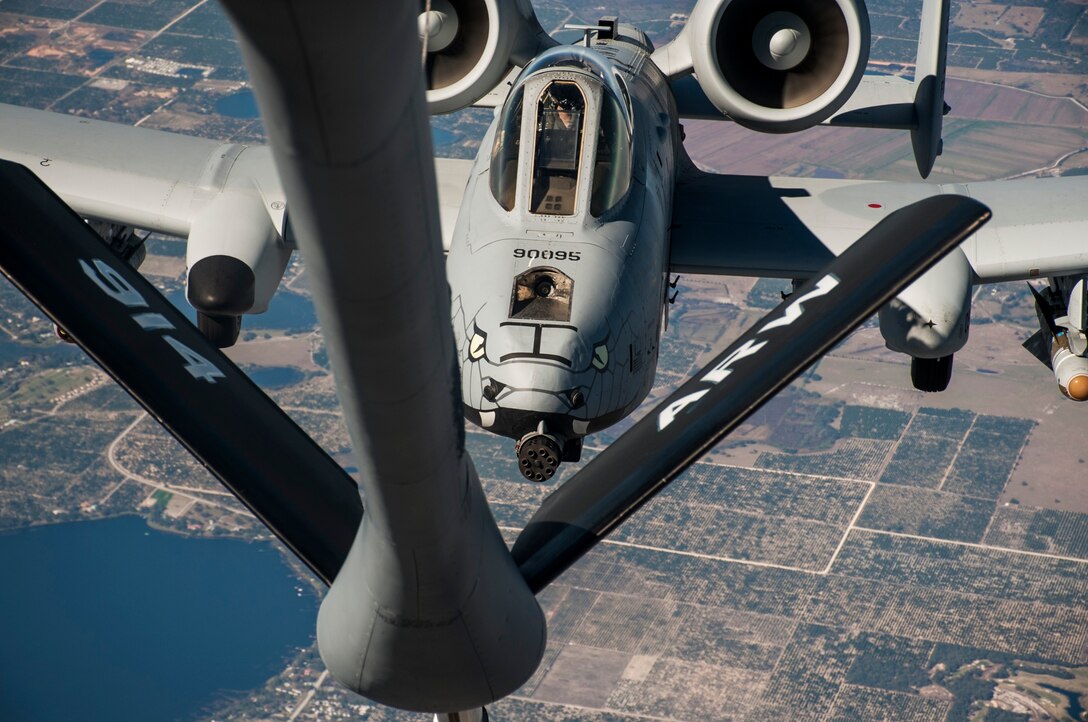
[686,0,870,132]
[419,0,553,114]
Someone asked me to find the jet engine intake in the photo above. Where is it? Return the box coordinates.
[687,0,870,132]
[421,0,553,114]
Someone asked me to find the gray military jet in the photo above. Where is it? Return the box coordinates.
[0,0,1080,719]
[1,0,1085,486]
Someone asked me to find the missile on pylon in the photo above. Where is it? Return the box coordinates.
[1051,334,1088,401]
[1023,279,1088,402]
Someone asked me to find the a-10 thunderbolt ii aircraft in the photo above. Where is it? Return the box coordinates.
[1,0,1085,487]
[0,0,1080,719]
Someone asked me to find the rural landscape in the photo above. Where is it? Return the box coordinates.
[0,0,1086,720]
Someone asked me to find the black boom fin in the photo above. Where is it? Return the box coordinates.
[0,160,362,585]
[513,194,991,592]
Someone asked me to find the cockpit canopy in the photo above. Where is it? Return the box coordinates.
[489,46,633,218]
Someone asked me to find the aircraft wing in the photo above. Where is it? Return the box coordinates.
[669,169,1088,283]
[0,103,472,251]
[0,102,283,239]
[671,73,917,128]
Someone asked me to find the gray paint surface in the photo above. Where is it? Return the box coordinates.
[218,0,544,712]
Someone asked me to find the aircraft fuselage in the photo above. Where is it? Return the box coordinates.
[446,28,679,478]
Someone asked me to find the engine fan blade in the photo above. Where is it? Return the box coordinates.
[0,160,362,585]
[777,1,852,107]
[424,0,491,90]
[512,194,991,592]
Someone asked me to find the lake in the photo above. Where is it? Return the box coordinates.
[0,516,320,722]
[215,89,259,119]
[432,127,456,146]
[87,49,116,68]
[247,365,304,389]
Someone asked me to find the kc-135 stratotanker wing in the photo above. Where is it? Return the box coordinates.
[0,0,1078,718]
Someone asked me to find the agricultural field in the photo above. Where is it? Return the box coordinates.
[1,207,1084,722]
[685,109,1087,183]
[955,4,1045,37]
[0,0,1084,720]
[470,385,1088,721]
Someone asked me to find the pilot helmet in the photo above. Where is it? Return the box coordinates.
[545,82,581,112]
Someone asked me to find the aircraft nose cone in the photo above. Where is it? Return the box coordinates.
[1067,375,1088,401]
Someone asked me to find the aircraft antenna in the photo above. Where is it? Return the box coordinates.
[564,22,610,48]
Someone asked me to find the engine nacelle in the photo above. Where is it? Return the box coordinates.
[187,188,289,310]
[687,0,870,132]
[420,0,553,114]
[879,246,972,359]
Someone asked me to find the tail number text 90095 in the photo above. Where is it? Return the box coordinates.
[513,249,580,261]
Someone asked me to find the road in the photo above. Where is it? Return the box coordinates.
[286,669,329,722]
[504,444,1088,580]
[99,411,240,511]
[46,0,213,114]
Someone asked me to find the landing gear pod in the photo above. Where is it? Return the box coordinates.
[185,187,291,348]
[879,246,972,392]
[196,311,243,349]
[187,255,253,348]
[910,354,954,393]
[686,0,870,132]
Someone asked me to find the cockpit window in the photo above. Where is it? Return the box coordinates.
[489,86,523,211]
[591,91,632,216]
[511,46,633,137]
[530,81,585,216]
